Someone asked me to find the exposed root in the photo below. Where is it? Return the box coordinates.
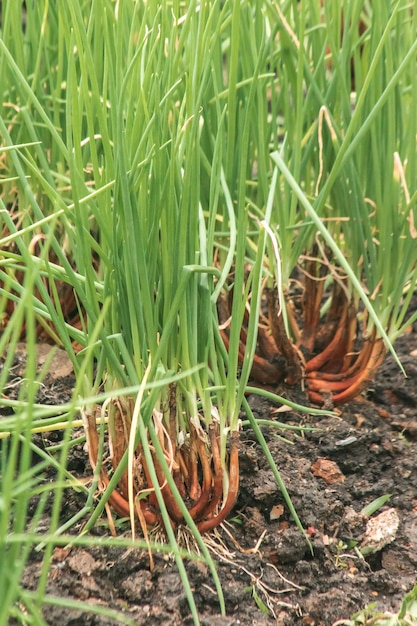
[197,431,240,533]
[203,525,304,619]
[218,257,388,407]
[307,336,385,406]
[266,288,303,385]
[83,399,241,534]
[305,302,350,373]
[82,406,159,525]
[298,250,327,353]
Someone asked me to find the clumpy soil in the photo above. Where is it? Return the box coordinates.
[5,320,417,626]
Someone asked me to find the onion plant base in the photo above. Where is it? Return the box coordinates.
[219,267,388,408]
[83,400,240,534]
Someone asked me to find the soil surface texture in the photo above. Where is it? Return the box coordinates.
[3,318,417,626]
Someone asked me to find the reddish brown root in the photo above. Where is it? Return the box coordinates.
[197,431,240,533]
[192,424,225,523]
[83,409,158,526]
[306,371,363,393]
[187,430,215,521]
[305,304,349,373]
[306,327,378,383]
[266,288,302,385]
[152,459,184,524]
[221,327,285,385]
[299,253,326,353]
[307,338,385,406]
[257,324,282,362]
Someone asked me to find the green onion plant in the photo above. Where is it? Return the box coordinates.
[223,0,417,406]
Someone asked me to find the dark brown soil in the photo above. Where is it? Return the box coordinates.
[4,320,417,626]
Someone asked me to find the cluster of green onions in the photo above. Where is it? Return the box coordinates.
[1,1,416,623]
